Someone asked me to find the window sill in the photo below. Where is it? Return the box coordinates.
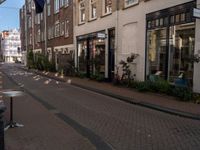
[101,12,112,18]
[88,18,97,22]
[64,4,69,8]
[78,22,85,26]
[54,11,59,14]
[64,35,69,38]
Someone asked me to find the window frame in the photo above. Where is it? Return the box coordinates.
[64,0,69,7]
[124,0,139,8]
[55,21,60,37]
[89,0,97,20]
[65,20,69,38]
[60,21,65,36]
[79,0,86,24]
[102,0,112,15]
[54,0,60,14]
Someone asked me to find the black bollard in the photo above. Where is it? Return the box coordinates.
[0,104,6,150]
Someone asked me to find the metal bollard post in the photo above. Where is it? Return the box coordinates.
[0,104,6,150]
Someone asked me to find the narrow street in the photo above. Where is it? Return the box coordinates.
[1,64,200,150]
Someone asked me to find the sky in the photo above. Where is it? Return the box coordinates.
[0,0,25,32]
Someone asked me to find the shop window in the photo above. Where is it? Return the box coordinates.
[160,18,163,26]
[175,14,180,23]
[147,21,151,29]
[163,17,168,26]
[180,13,185,22]
[151,20,155,28]
[170,16,174,24]
[79,0,85,23]
[156,19,159,27]
[89,0,97,20]
[92,38,105,74]
[169,23,195,84]
[146,1,195,83]
[78,41,87,73]
[186,12,191,22]
[147,28,167,79]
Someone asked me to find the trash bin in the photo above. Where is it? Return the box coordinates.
[0,104,6,150]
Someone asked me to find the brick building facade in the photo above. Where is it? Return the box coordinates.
[20,0,74,70]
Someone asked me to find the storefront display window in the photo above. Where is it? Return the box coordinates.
[146,1,195,84]
[169,23,195,84]
[77,31,106,77]
[78,41,87,73]
[147,28,167,79]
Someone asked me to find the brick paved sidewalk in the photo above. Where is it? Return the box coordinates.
[19,67,200,120]
[20,66,200,119]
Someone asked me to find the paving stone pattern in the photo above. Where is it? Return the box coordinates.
[5,66,200,150]
[2,64,200,150]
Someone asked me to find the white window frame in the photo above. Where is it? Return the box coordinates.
[54,0,60,14]
[102,0,112,15]
[65,20,69,38]
[64,0,69,7]
[60,21,65,36]
[79,0,86,24]
[89,0,97,20]
[37,14,40,24]
[55,22,60,37]
[37,29,41,42]
[47,4,51,16]
[60,0,64,7]
[124,0,139,8]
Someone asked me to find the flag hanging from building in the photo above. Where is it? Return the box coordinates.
[34,0,45,14]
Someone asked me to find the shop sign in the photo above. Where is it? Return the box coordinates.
[97,33,106,39]
[193,8,200,19]
[0,0,5,4]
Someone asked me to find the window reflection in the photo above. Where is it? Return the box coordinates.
[169,23,195,84]
[147,28,167,79]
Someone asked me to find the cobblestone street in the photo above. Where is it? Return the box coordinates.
[2,64,200,150]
